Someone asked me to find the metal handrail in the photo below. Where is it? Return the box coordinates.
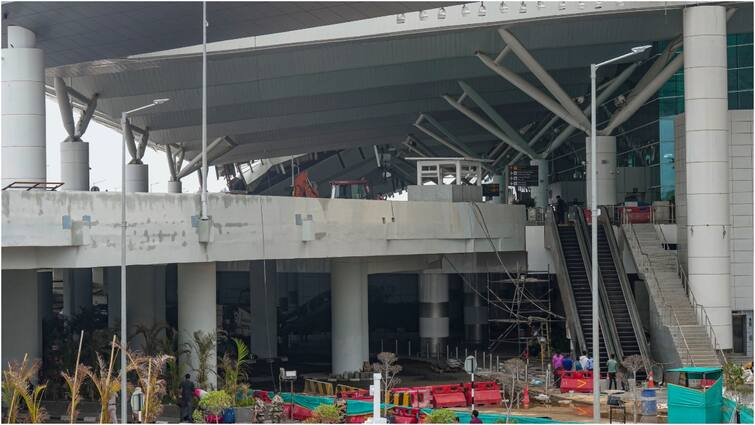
[624,221,695,366]
[652,222,728,365]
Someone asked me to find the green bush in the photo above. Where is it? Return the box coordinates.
[192,409,204,424]
[422,409,458,423]
[305,404,343,423]
[198,390,234,416]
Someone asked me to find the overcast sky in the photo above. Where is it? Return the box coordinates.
[45,99,225,193]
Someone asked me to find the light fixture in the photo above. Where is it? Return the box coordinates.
[631,45,652,54]
[462,4,471,16]
[559,1,566,10]
[578,1,585,9]
[419,9,428,20]
[537,1,545,9]
[153,98,170,105]
[595,1,602,9]
[396,13,406,24]
[499,1,509,12]
[438,7,447,19]
[478,2,487,16]
[519,1,527,13]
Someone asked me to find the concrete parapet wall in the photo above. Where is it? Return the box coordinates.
[2,191,525,269]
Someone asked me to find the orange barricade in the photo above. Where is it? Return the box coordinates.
[559,370,593,393]
[431,384,468,408]
[463,381,502,406]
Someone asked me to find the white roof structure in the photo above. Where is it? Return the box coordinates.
[4,1,752,195]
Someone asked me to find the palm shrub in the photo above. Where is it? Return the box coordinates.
[131,323,169,356]
[84,337,121,424]
[158,327,189,402]
[186,330,217,389]
[2,355,46,423]
[61,363,91,423]
[220,337,250,401]
[198,390,234,417]
[123,346,173,423]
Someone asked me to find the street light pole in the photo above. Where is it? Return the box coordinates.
[589,45,650,423]
[119,99,169,423]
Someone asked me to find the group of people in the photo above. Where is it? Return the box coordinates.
[551,351,623,390]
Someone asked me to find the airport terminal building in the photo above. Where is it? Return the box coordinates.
[1,0,753,392]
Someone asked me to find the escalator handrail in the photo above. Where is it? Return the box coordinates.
[544,207,587,354]
[572,206,621,361]
[598,206,653,372]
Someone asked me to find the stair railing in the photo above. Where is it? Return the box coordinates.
[652,222,728,365]
[624,221,695,366]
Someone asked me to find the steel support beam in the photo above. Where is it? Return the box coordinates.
[542,62,639,155]
[443,95,541,160]
[54,77,76,139]
[628,36,681,101]
[498,28,590,129]
[124,118,138,161]
[457,81,539,159]
[477,52,590,134]
[75,95,98,138]
[177,137,236,179]
[414,115,476,159]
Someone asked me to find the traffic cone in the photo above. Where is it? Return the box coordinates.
[647,370,655,388]
[522,386,530,409]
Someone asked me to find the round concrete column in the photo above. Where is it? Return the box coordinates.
[585,135,617,207]
[126,163,149,192]
[60,141,90,190]
[530,159,549,208]
[167,180,182,193]
[2,27,45,187]
[683,5,732,349]
[2,270,42,368]
[463,275,488,345]
[62,269,92,317]
[178,262,217,387]
[127,265,166,351]
[331,258,368,374]
[419,273,449,356]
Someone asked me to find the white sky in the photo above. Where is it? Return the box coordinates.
[45,99,225,193]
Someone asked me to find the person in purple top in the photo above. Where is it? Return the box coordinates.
[552,352,564,387]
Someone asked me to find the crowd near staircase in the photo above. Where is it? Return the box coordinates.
[623,223,721,367]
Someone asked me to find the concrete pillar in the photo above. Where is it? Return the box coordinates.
[167,180,182,193]
[1,27,45,187]
[530,159,549,208]
[2,270,42,368]
[178,262,217,387]
[126,163,149,192]
[105,267,122,329]
[585,135,617,207]
[37,270,54,322]
[127,265,166,351]
[683,5,732,349]
[463,275,489,345]
[60,141,90,191]
[419,273,449,355]
[250,261,278,359]
[331,258,369,374]
[62,269,92,317]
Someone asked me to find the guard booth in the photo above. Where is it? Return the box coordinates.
[666,367,723,424]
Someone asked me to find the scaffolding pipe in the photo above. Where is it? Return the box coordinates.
[477,52,590,134]
[457,81,539,159]
[498,28,590,129]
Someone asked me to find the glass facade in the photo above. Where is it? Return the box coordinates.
[655,33,754,200]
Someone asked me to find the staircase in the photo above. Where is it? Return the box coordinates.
[623,223,721,367]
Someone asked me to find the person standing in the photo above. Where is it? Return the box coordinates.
[552,352,564,387]
[179,374,196,422]
[586,354,594,371]
[555,195,568,224]
[562,354,574,372]
[607,355,619,390]
[107,392,118,423]
[579,351,589,371]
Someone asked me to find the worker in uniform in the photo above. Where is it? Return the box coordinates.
[270,394,284,423]
[334,392,347,423]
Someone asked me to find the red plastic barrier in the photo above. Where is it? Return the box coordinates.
[431,384,468,408]
[559,370,593,393]
[253,390,272,403]
[282,404,314,421]
[392,407,421,424]
[463,381,502,406]
[340,389,371,401]
[347,414,372,423]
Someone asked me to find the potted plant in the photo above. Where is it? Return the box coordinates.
[198,390,234,424]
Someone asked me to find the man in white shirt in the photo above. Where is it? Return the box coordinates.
[579,351,589,370]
